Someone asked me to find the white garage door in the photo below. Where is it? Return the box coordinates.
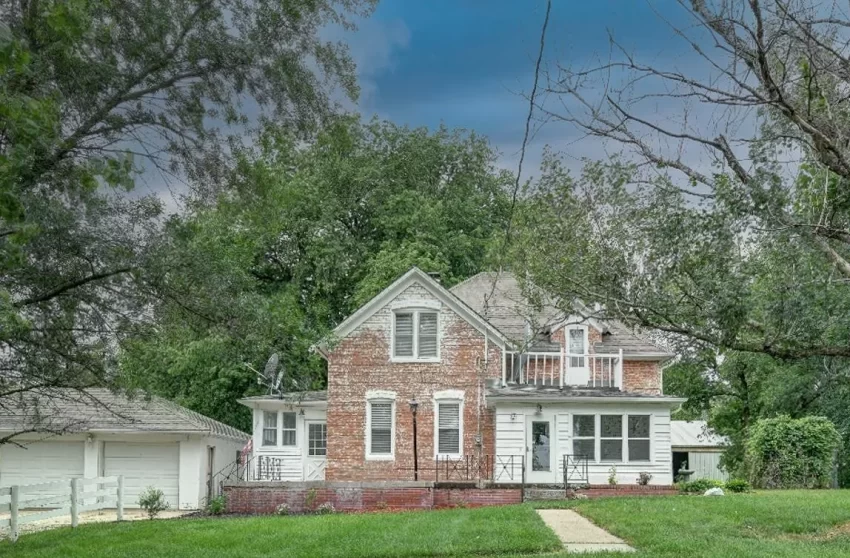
[0,442,85,503]
[103,442,179,508]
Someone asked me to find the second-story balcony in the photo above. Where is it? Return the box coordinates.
[502,349,623,389]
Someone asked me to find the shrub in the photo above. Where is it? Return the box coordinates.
[636,472,653,486]
[746,415,841,489]
[206,494,226,515]
[305,488,317,510]
[138,486,170,519]
[275,503,291,516]
[677,478,724,494]
[724,479,751,493]
[607,466,618,485]
[315,502,335,515]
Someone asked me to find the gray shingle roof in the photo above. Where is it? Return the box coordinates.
[0,388,248,441]
[450,272,670,357]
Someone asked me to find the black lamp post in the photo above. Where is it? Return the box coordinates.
[409,398,419,481]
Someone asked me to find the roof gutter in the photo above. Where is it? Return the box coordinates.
[488,395,686,408]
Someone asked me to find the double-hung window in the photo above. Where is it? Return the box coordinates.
[281,412,297,446]
[262,411,277,446]
[436,403,461,456]
[393,310,439,360]
[600,415,623,461]
[572,414,595,460]
[368,401,394,458]
[627,415,651,461]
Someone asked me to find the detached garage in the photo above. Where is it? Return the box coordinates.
[0,389,248,510]
[671,420,729,482]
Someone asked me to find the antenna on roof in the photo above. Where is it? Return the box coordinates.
[247,353,285,398]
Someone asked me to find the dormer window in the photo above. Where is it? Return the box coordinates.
[393,309,439,360]
[567,326,588,368]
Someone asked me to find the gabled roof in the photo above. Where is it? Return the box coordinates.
[0,388,249,441]
[450,271,671,358]
[671,420,728,448]
[314,267,512,356]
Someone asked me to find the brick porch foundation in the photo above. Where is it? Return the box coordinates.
[223,481,523,514]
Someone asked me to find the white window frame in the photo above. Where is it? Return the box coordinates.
[571,413,654,464]
[281,411,297,447]
[391,308,441,362]
[307,422,327,457]
[262,410,278,447]
[433,390,465,458]
[626,414,652,462]
[599,414,624,463]
[566,325,589,368]
[365,390,396,460]
[572,414,596,461]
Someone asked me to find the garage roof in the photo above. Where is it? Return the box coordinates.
[0,388,248,441]
[671,420,728,448]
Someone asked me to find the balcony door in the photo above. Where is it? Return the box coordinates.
[565,326,589,386]
[526,417,556,483]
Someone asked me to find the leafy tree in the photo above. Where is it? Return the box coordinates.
[0,0,372,442]
[122,117,513,428]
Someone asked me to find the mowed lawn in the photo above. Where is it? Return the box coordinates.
[0,504,561,558]
[5,491,850,558]
[524,489,850,558]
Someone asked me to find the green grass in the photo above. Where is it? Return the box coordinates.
[525,490,850,558]
[0,505,562,558]
[6,491,850,558]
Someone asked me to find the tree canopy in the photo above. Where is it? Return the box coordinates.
[121,117,512,430]
[0,0,373,441]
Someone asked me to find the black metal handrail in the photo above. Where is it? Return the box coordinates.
[562,454,589,485]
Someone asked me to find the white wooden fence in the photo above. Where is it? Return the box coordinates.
[0,476,124,542]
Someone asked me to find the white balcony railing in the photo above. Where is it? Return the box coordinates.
[502,349,623,389]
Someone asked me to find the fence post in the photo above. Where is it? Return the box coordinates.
[69,478,79,528]
[521,454,526,503]
[117,476,124,521]
[10,485,19,542]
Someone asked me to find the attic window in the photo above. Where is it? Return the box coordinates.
[393,310,439,360]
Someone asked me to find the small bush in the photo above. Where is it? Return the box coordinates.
[275,503,291,516]
[724,479,751,493]
[138,486,170,519]
[206,494,226,515]
[315,502,335,515]
[607,466,618,485]
[678,478,724,494]
[636,472,653,486]
[746,415,841,489]
[305,488,318,510]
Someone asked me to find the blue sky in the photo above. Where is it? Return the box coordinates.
[346,0,698,174]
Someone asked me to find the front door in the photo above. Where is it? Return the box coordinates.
[304,420,327,481]
[526,418,556,483]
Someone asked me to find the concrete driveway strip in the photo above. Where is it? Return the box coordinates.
[536,509,635,553]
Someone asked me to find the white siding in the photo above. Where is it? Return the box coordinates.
[493,402,674,485]
[250,404,327,481]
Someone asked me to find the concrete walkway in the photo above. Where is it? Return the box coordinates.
[537,509,635,553]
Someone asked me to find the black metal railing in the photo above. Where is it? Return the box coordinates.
[434,454,525,483]
[562,454,590,485]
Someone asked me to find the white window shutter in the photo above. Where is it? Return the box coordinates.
[437,403,460,454]
[370,402,393,454]
[418,312,438,357]
[394,313,414,357]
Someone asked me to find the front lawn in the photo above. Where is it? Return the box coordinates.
[528,490,850,558]
[0,505,561,558]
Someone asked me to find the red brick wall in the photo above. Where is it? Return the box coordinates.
[224,483,522,514]
[622,360,662,395]
[326,284,502,481]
